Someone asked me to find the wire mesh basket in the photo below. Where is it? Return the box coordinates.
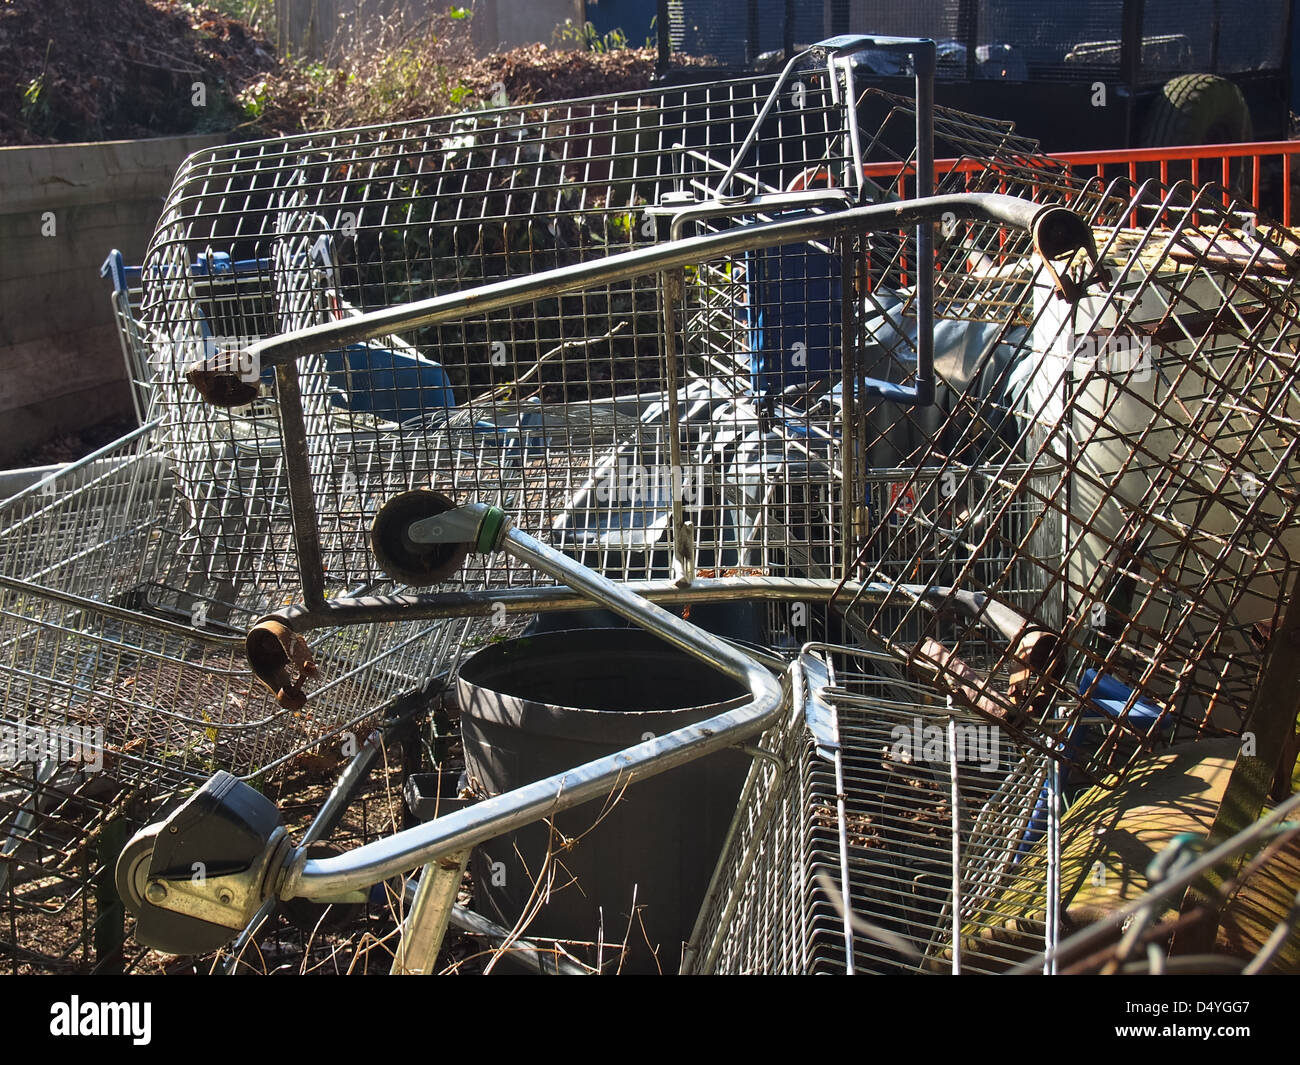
[138,81,773,591]
[0,422,477,974]
[833,175,1300,784]
[93,35,1300,975]
[0,425,474,792]
[0,760,140,974]
[687,643,1051,974]
[138,54,1017,595]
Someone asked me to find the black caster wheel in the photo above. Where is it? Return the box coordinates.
[371,489,470,586]
[116,823,236,956]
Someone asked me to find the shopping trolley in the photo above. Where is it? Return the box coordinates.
[133,33,1098,640]
[0,429,473,972]
[0,423,474,791]
[111,32,1300,973]
[833,179,1300,786]
[101,251,152,424]
[104,35,1116,972]
[113,489,1069,972]
[685,641,1052,975]
[138,36,1061,604]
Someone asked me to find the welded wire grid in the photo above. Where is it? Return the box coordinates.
[138,63,1300,793]
[832,169,1300,784]
[103,260,154,424]
[140,80,769,591]
[139,72,992,592]
[0,761,140,974]
[0,427,476,791]
[691,643,1048,974]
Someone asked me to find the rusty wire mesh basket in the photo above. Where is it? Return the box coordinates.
[829,171,1300,785]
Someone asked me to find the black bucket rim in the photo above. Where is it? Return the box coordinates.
[456,627,749,740]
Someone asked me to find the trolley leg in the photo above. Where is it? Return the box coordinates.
[391,849,470,975]
[94,817,130,974]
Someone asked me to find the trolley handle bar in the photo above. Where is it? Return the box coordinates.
[280,507,786,900]
[280,513,1044,901]
[713,35,936,204]
[186,194,1095,409]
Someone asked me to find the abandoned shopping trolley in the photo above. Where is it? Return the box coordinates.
[102,33,1300,972]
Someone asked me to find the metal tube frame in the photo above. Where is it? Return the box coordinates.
[204,195,1075,378]
[269,577,948,631]
[390,849,471,975]
[174,174,1093,960]
[197,194,1089,639]
[277,516,787,901]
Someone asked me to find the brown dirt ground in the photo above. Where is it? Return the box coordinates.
[0,0,276,145]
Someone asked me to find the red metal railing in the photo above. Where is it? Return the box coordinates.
[1052,141,1300,226]
[859,141,1300,226]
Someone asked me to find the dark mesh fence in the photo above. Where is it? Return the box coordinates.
[663,0,1284,82]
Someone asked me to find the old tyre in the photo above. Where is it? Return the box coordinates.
[1140,73,1253,146]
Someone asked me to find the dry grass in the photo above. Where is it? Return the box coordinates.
[236,9,708,136]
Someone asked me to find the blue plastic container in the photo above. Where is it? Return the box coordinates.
[745,240,842,398]
[321,343,456,423]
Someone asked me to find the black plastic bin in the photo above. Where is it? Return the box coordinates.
[457,628,751,974]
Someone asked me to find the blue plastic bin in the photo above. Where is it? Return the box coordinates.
[745,239,842,398]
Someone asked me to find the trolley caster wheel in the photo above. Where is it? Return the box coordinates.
[116,823,236,956]
[371,489,470,586]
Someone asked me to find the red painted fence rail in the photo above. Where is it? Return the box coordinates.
[1054,141,1300,226]
[859,141,1300,227]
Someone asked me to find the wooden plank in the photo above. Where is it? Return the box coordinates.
[1171,587,1300,956]
[1170,233,1295,278]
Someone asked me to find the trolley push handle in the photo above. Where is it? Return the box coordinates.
[183,193,1100,410]
[289,496,787,898]
[114,495,788,953]
[710,33,938,405]
[713,34,937,204]
[113,492,1059,956]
